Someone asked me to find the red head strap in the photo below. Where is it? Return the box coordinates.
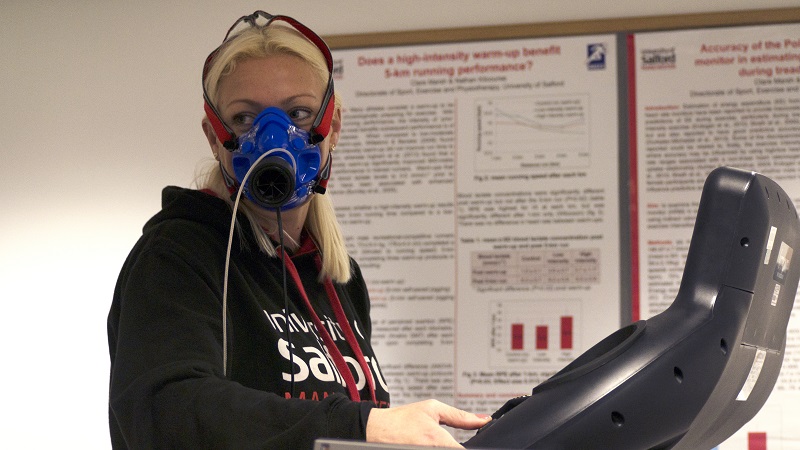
[202,11,335,150]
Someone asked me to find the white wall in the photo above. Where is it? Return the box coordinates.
[1,1,797,448]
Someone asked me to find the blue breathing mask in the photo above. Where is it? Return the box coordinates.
[231,107,327,210]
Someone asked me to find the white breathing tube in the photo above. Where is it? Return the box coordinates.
[222,152,275,377]
[221,153,297,397]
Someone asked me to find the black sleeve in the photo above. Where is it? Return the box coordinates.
[108,236,373,449]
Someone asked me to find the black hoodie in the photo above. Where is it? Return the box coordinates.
[108,187,390,449]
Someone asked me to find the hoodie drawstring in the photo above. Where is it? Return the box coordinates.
[277,246,377,404]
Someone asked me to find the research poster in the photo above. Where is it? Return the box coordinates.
[331,33,621,438]
[631,23,800,449]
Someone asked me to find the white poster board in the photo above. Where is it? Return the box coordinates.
[631,23,800,449]
[331,33,621,439]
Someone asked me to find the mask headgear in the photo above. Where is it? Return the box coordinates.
[201,11,335,209]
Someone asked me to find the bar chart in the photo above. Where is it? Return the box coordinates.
[489,299,581,367]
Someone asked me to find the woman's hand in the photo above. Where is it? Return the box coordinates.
[366,399,491,448]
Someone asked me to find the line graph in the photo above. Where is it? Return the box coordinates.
[475,94,591,172]
[494,110,585,136]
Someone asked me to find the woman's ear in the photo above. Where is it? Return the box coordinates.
[202,117,222,158]
[328,104,342,148]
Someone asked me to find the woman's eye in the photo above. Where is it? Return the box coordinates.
[288,108,313,124]
[231,113,255,131]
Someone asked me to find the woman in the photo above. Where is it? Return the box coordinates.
[108,11,489,449]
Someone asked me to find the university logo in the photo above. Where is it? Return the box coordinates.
[641,47,677,70]
[587,43,606,70]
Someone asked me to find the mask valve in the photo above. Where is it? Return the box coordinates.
[232,107,323,210]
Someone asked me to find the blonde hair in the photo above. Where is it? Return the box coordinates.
[199,23,351,283]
